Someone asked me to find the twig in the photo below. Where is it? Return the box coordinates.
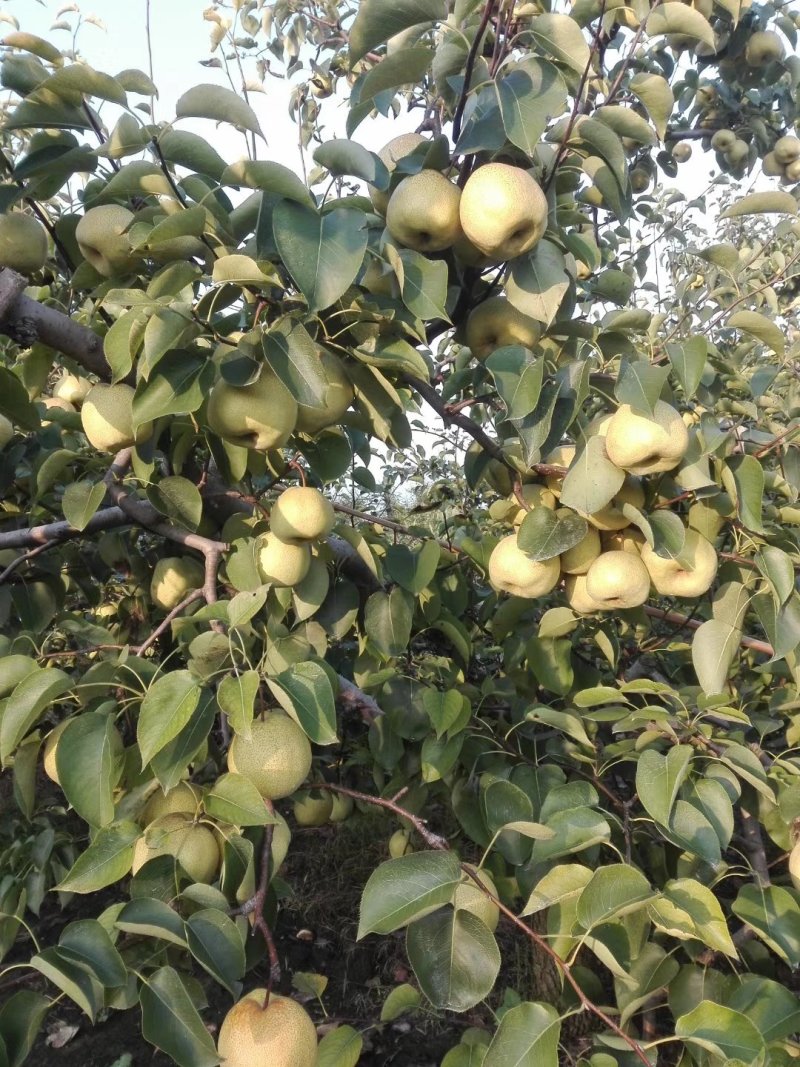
[336,676,384,723]
[644,605,773,656]
[452,0,498,144]
[134,590,205,656]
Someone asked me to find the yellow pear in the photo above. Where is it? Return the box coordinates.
[389,829,414,857]
[328,792,353,823]
[131,814,220,883]
[150,556,205,611]
[369,132,426,215]
[43,719,71,785]
[488,533,561,598]
[294,349,353,435]
[640,529,717,597]
[584,550,651,609]
[227,714,312,799]
[270,486,335,543]
[76,204,138,276]
[453,865,500,932]
[40,397,75,423]
[465,297,542,361]
[510,484,557,524]
[762,151,783,177]
[543,444,576,496]
[0,213,48,273]
[564,573,602,614]
[604,401,689,476]
[217,991,317,1067]
[672,142,692,163]
[386,171,462,252]
[710,129,736,152]
[789,839,800,891]
[460,163,548,261]
[292,789,333,826]
[584,475,646,531]
[81,383,152,452]
[745,29,784,66]
[560,522,602,574]
[601,528,646,555]
[142,781,202,824]
[256,532,311,586]
[53,373,92,406]
[207,368,297,451]
[774,136,800,165]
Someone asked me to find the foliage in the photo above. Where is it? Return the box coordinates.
[0,0,800,1064]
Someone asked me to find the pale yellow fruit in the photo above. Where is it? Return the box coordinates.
[256,532,311,587]
[774,136,800,164]
[207,368,297,451]
[81,383,152,452]
[762,151,784,177]
[488,533,561,598]
[150,556,205,611]
[725,139,750,167]
[745,30,784,66]
[270,486,334,543]
[369,132,426,215]
[465,297,541,361]
[585,550,651,609]
[711,129,736,152]
[270,812,292,873]
[630,167,650,193]
[564,573,602,614]
[131,814,220,883]
[0,213,48,274]
[601,528,646,555]
[543,444,576,496]
[460,163,548,261]
[142,781,202,824]
[53,373,92,406]
[227,714,312,799]
[584,476,646,532]
[40,397,75,423]
[386,171,462,252]
[789,839,800,890]
[672,142,692,163]
[785,159,800,183]
[560,523,602,574]
[510,484,557,525]
[294,349,353,436]
[43,719,71,785]
[76,204,137,276]
[604,402,689,476]
[640,529,717,597]
[0,414,13,448]
[453,865,500,932]
[389,829,413,858]
[292,790,333,826]
[328,792,353,823]
[217,991,317,1067]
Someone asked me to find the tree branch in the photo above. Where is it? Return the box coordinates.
[336,676,384,723]
[644,605,773,656]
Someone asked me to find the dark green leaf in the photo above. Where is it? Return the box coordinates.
[57,713,124,828]
[484,1002,560,1067]
[0,668,71,766]
[267,662,338,746]
[140,966,219,1067]
[57,821,140,893]
[176,83,262,138]
[406,908,500,1011]
[497,59,568,157]
[273,202,367,312]
[185,910,245,997]
[61,481,106,532]
[517,508,587,562]
[358,851,462,937]
[348,0,444,63]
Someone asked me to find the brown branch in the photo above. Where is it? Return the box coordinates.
[134,589,205,656]
[644,605,773,656]
[229,802,280,1004]
[404,374,511,468]
[316,783,448,850]
[0,505,131,554]
[0,542,58,584]
[336,675,384,723]
[452,0,498,144]
[739,809,771,888]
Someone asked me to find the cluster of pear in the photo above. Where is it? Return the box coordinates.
[255,485,335,587]
[486,401,720,613]
[762,135,800,183]
[370,134,548,264]
[710,129,751,171]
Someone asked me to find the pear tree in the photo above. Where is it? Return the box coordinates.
[0,1,799,1065]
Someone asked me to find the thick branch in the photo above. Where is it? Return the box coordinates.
[0,505,130,552]
[404,374,511,467]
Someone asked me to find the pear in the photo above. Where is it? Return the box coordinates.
[328,792,353,823]
[53,372,92,406]
[217,991,317,1067]
[640,529,717,597]
[0,213,48,273]
[386,171,462,252]
[465,296,541,361]
[560,523,602,574]
[460,163,548,261]
[584,550,651,609]
[710,129,736,152]
[131,814,221,883]
[564,573,603,614]
[295,349,353,435]
[75,205,138,276]
[744,29,784,66]
[488,533,561,598]
[43,720,71,785]
[369,132,426,215]
[228,714,312,800]
[453,865,500,932]
[81,383,153,452]
[270,486,334,543]
[142,781,202,824]
[292,789,333,826]
[0,414,13,448]
[774,136,800,165]
[389,829,414,857]
[604,401,689,476]
[256,531,311,586]
[150,556,205,611]
[584,475,646,531]
[207,367,297,451]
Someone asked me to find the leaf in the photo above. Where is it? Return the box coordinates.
[756,546,795,607]
[397,249,449,323]
[147,476,203,532]
[358,850,463,937]
[0,991,50,1067]
[720,191,798,218]
[273,202,367,312]
[406,909,500,1011]
[646,3,715,46]
[348,0,445,64]
[560,436,624,516]
[151,693,215,792]
[263,320,330,408]
[58,919,127,988]
[140,966,219,1067]
[132,349,214,428]
[483,1002,560,1067]
[138,672,202,767]
[497,59,568,157]
[266,662,338,746]
[380,984,421,1022]
[636,746,693,827]
[507,241,569,326]
[629,73,673,140]
[384,541,441,595]
[176,83,262,139]
[658,879,737,957]
[317,1025,363,1067]
[116,899,188,947]
[675,1002,764,1062]
[62,481,106,532]
[365,588,413,660]
[728,310,785,356]
[0,668,71,766]
[204,773,273,826]
[185,910,245,996]
[666,336,707,396]
[57,713,124,828]
[30,947,103,1020]
[692,619,740,695]
[0,367,40,431]
[221,160,312,203]
[57,821,140,893]
[725,454,764,533]
[527,14,590,73]
[217,670,259,740]
[577,865,654,930]
[485,348,543,420]
[2,32,63,64]
[732,884,800,965]
[45,65,127,106]
[614,362,669,416]
[531,807,611,861]
[314,139,389,187]
[422,689,466,739]
[356,47,434,111]
[517,509,588,562]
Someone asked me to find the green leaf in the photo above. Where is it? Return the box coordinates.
[675,1002,764,1061]
[317,1025,364,1067]
[483,1002,560,1067]
[384,541,440,595]
[30,947,103,1020]
[59,919,127,988]
[577,865,654,930]
[527,14,590,73]
[57,713,124,828]
[348,0,445,63]
[147,476,203,532]
[221,160,311,203]
[636,745,693,827]
[397,249,450,323]
[0,991,50,1067]
[273,202,367,313]
[380,983,422,1022]
[358,47,433,105]
[267,662,338,746]
[629,73,673,140]
[365,588,413,660]
[2,31,63,64]
[485,348,543,420]
[185,909,245,996]
[204,773,273,826]
[0,668,71,766]
[116,899,188,947]
[506,241,569,327]
[517,508,588,562]
[720,191,798,219]
[217,670,259,741]
[595,105,656,146]
[0,368,40,431]
[61,481,106,532]
[263,320,330,408]
[406,908,500,1011]
[531,807,611,861]
[725,454,764,533]
[614,362,669,417]
[158,132,226,180]
[151,693,215,792]
[57,821,140,893]
[560,436,624,516]
[140,966,219,1067]
[132,349,214,428]
[314,139,389,187]
[728,310,785,356]
[756,546,795,607]
[497,59,568,157]
[358,850,463,937]
[45,64,127,106]
[646,3,715,46]
[138,672,202,768]
[616,942,680,1028]
[656,879,737,957]
[732,884,800,964]
[666,336,707,396]
[692,619,740,695]
[422,689,465,739]
[176,83,262,139]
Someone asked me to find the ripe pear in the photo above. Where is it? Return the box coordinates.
[256,531,311,586]
[460,163,548,261]
[584,475,646,532]
[560,522,602,574]
[510,484,557,524]
[453,865,500,932]
[564,573,602,614]
[601,528,646,555]
[789,839,800,891]
[745,30,784,66]
[293,789,333,826]
[81,383,152,452]
[640,529,717,597]
[710,129,736,152]
[785,159,800,182]
[328,792,353,823]
[725,139,750,168]
[630,167,650,193]
[150,556,205,611]
[131,814,221,883]
[389,829,414,858]
[774,136,800,165]
[53,372,92,406]
[270,486,334,543]
[369,132,426,216]
[142,781,202,824]
[207,367,297,451]
[465,296,541,361]
[75,205,138,277]
[488,533,561,598]
[227,713,312,799]
[386,171,462,252]
[217,991,317,1067]
[672,142,692,163]
[0,213,48,274]
[584,550,651,609]
[43,719,71,785]
[39,396,75,423]
[604,401,689,476]
[0,414,13,448]
[295,349,353,435]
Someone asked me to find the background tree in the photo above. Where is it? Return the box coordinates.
[0,0,799,1064]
